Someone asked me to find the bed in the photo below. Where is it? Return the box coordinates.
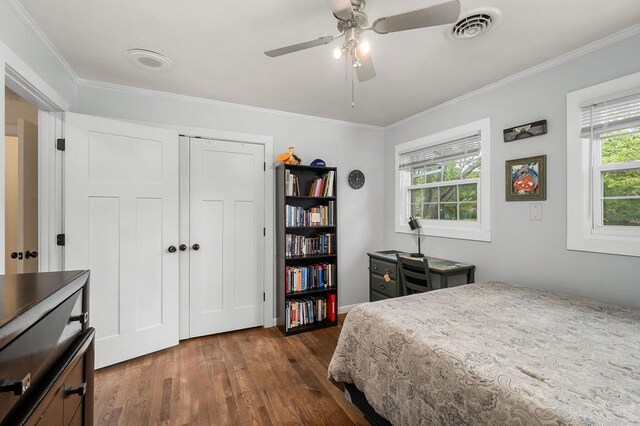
[328,282,640,425]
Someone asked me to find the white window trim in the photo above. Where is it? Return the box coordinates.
[394,117,491,242]
[566,71,640,257]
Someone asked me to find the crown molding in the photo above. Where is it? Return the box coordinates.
[385,23,640,130]
[4,0,79,86]
[77,79,384,132]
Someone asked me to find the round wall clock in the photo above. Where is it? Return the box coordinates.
[348,169,365,189]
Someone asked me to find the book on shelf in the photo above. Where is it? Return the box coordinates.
[285,170,300,196]
[285,233,335,258]
[328,293,337,322]
[285,202,335,227]
[285,296,329,329]
[308,170,335,197]
[285,263,335,293]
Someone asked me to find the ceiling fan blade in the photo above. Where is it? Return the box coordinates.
[328,0,354,21]
[372,0,461,34]
[264,36,335,57]
[356,51,376,82]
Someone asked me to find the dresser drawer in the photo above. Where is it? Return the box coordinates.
[63,356,85,425]
[371,274,398,298]
[370,290,391,302]
[0,289,85,421]
[370,258,396,280]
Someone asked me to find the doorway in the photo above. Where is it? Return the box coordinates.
[4,87,39,274]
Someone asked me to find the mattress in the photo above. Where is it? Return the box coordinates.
[328,282,640,425]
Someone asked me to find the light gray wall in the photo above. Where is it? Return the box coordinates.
[76,84,386,308]
[384,34,640,308]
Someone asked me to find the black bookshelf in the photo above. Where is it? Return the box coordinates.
[276,164,338,335]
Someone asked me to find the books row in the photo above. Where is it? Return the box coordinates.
[285,170,301,196]
[285,233,335,258]
[285,263,336,293]
[309,171,335,197]
[285,202,335,227]
[285,294,336,330]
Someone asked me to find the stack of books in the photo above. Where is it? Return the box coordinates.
[308,171,335,197]
[285,263,335,293]
[284,170,300,196]
[285,233,335,258]
[285,201,335,227]
[285,295,336,329]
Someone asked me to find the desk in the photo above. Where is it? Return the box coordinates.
[368,250,475,301]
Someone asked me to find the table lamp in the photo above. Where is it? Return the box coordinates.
[408,216,424,258]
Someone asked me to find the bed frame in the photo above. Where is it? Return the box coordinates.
[344,383,391,426]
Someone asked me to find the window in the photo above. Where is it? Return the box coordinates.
[567,72,640,256]
[395,118,491,242]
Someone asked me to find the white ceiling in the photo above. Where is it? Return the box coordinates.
[18,0,640,126]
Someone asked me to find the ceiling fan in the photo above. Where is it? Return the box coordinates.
[264,0,461,82]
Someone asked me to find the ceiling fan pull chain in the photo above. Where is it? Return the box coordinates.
[351,67,356,108]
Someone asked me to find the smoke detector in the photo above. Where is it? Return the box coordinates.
[125,49,173,71]
[448,7,501,40]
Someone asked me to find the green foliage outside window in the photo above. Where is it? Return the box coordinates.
[600,130,640,226]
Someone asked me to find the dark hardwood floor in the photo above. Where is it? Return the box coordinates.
[94,314,367,425]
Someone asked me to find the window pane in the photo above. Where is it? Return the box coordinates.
[459,203,478,221]
[602,170,640,197]
[601,130,640,165]
[458,183,477,201]
[423,187,438,203]
[603,199,640,226]
[442,160,462,181]
[412,167,426,185]
[423,204,438,219]
[462,155,481,179]
[439,186,456,202]
[439,203,457,220]
[411,189,424,204]
[425,165,442,183]
[411,203,423,219]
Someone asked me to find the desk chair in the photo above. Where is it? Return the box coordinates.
[396,253,432,295]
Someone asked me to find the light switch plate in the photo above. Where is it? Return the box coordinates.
[530,203,542,220]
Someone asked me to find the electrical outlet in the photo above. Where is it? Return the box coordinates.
[530,203,542,220]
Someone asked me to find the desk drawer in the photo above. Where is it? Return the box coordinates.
[371,274,397,298]
[370,259,396,280]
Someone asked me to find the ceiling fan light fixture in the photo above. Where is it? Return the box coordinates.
[333,47,344,59]
[359,40,370,54]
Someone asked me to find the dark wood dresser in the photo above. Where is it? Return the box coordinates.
[0,271,93,426]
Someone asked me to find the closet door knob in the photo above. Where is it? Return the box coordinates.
[10,252,18,259]
[179,244,187,251]
[167,245,177,253]
[25,251,38,259]
[192,244,200,251]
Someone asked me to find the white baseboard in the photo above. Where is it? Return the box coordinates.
[338,303,362,314]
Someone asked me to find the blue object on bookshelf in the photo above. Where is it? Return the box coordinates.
[310,158,326,167]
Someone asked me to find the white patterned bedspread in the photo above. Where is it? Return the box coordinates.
[328,282,640,425]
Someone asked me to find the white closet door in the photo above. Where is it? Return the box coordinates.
[189,138,264,337]
[64,112,179,368]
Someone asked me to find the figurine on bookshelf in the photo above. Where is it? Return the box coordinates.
[276,146,302,165]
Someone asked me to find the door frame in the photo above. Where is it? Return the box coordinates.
[1,41,68,274]
[172,125,274,336]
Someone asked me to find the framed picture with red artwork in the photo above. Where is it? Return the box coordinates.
[505,155,547,201]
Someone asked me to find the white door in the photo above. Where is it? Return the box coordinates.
[64,113,179,368]
[188,138,264,337]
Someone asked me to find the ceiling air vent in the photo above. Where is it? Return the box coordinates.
[125,49,173,71]
[448,8,501,40]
